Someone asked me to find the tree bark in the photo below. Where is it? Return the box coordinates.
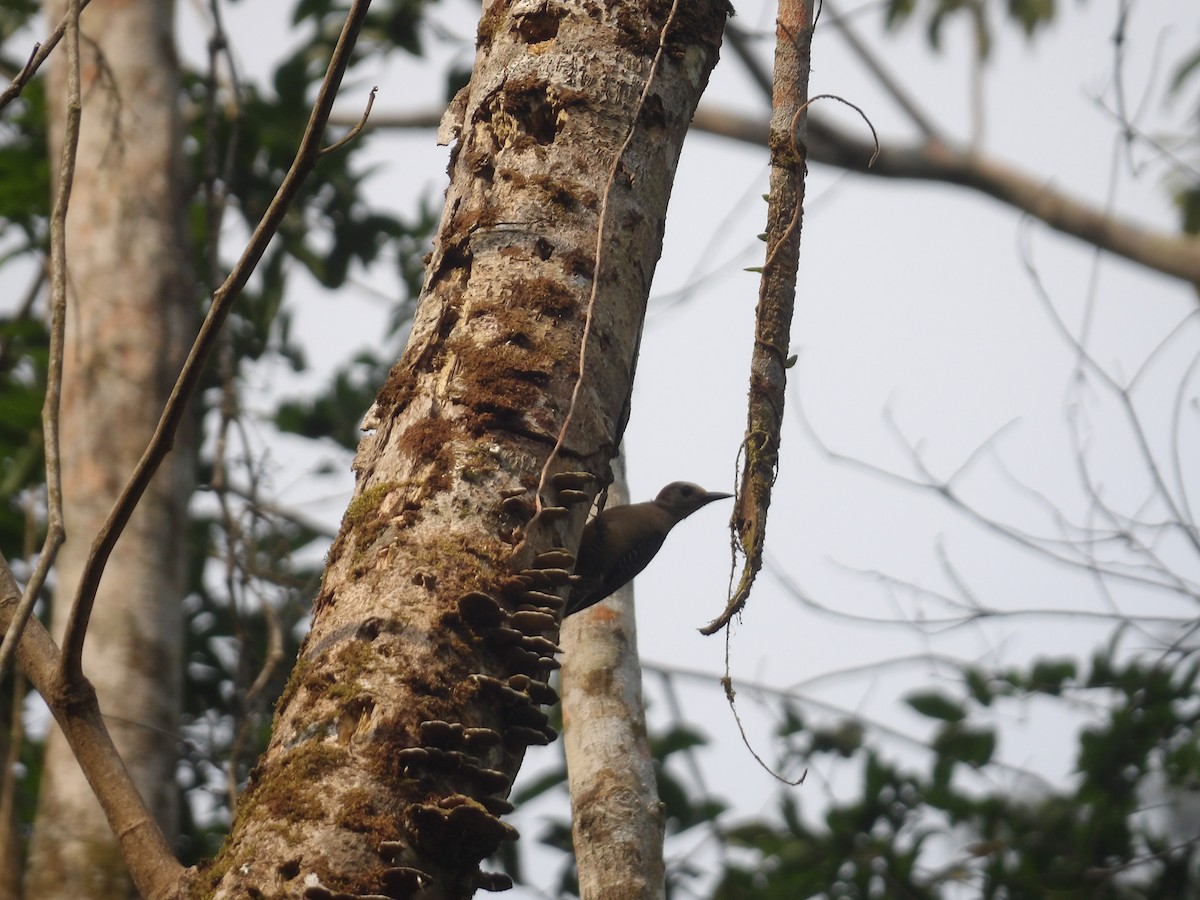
[202,2,728,897]
[561,460,666,900]
[26,1,195,896]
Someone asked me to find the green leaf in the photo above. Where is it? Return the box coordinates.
[933,724,995,768]
[1028,658,1076,695]
[905,690,966,722]
[964,667,993,705]
[1170,47,1200,94]
[650,724,709,759]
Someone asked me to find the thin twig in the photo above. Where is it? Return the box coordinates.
[321,86,378,156]
[0,0,81,682]
[821,0,943,142]
[1017,229,1200,561]
[201,0,243,296]
[0,0,93,114]
[60,0,375,684]
[789,381,1200,602]
[0,551,186,897]
[645,658,1056,790]
[765,552,1189,634]
[723,628,806,786]
[227,597,284,807]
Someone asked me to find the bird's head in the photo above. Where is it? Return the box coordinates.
[653,481,733,523]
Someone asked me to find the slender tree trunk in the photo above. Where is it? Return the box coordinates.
[561,458,667,900]
[26,1,195,896]
[203,2,728,897]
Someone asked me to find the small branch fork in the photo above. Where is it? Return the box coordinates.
[0,0,94,115]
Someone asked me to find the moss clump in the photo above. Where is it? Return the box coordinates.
[399,418,457,494]
[345,481,400,527]
[256,742,346,821]
[336,786,397,838]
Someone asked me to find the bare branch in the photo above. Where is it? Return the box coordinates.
[0,553,188,898]
[790,383,1200,603]
[690,106,1200,287]
[322,97,1200,288]
[1018,230,1200,561]
[821,0,944,142]
[764,553,1190,634]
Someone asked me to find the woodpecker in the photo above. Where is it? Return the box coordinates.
[564,481,733,618]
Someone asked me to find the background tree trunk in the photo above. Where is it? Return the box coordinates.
[203,2,728,896]
[25,1,195,896]
[561,458,667,900]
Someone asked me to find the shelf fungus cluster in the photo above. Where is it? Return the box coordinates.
[323,714,520,897]
[327,471,597,897]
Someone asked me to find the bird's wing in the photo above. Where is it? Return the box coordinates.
[565,531,666,617]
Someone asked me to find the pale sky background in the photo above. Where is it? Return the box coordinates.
[9,0,1200,894]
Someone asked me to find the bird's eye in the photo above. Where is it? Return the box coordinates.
[681,486,694,496]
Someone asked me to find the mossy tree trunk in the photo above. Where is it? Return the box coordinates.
[205,1,728,897]
[25,1,196,897]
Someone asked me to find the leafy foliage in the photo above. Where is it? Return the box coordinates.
[710,650,1200,898]
[0,314,46,550]
[500,646,1200,898]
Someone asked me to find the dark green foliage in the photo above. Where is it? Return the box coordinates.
[905,690,966,723]
[0,78,49,253]
[276,356,383,448]
[500,646,1200,898]
[1177,186,1200,235]
[711,651,1200,898]
[0,315,46,552]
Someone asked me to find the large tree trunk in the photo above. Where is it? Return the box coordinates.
[204,2,728,897]
[26,1,195,896]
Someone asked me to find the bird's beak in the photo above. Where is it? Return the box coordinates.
[701,491,733,506]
